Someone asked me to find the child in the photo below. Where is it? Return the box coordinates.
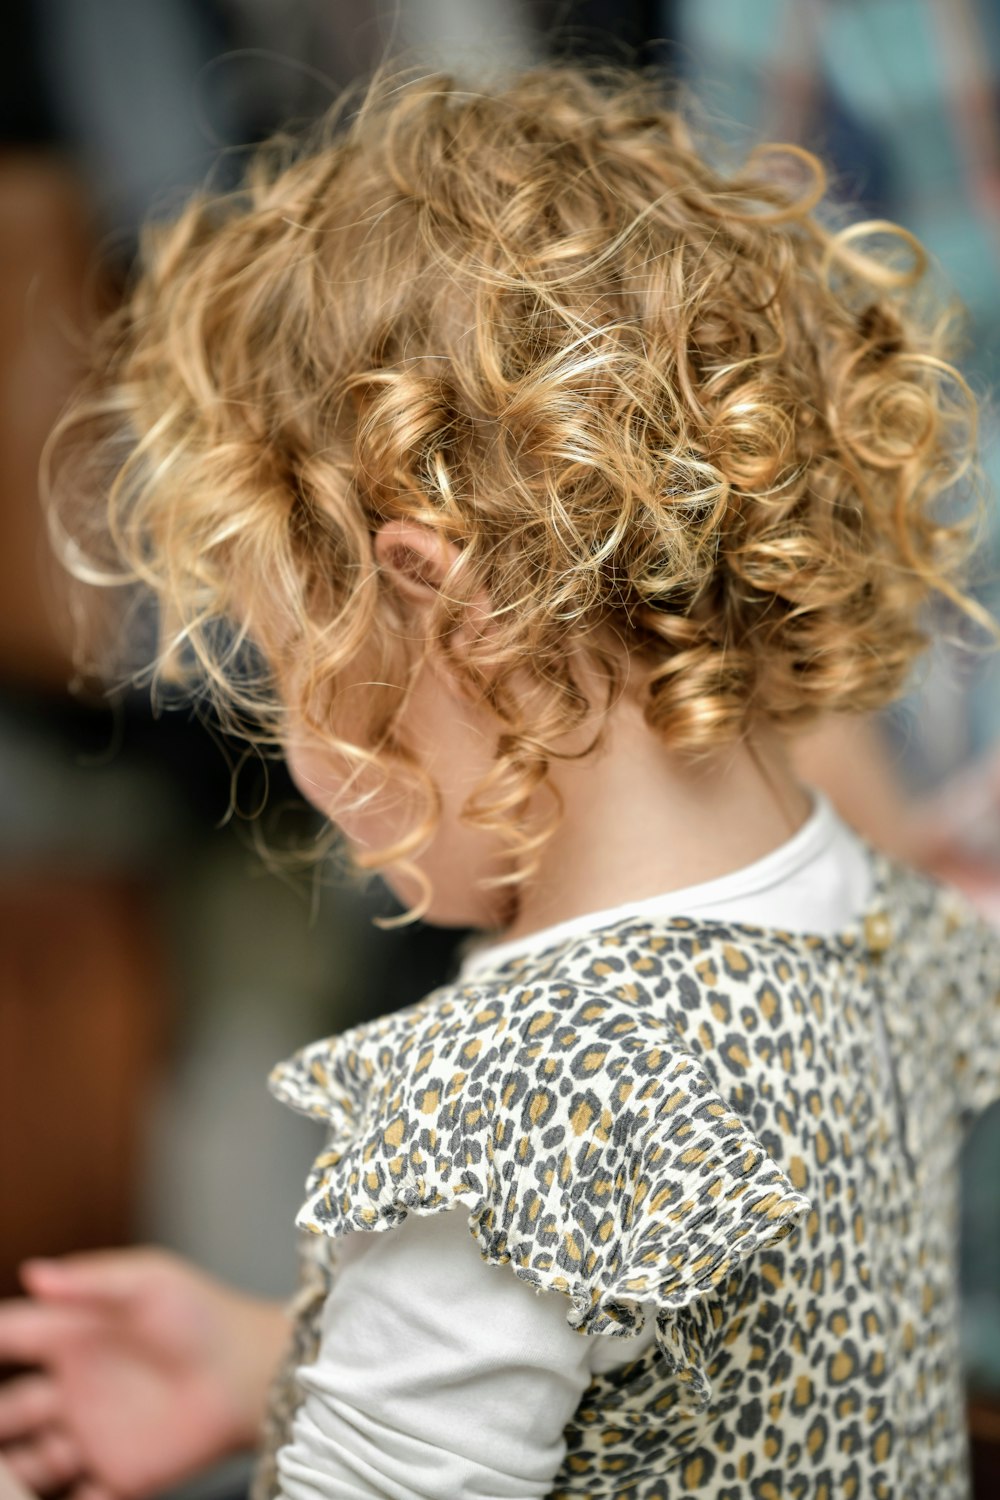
[3,63,1000,1500]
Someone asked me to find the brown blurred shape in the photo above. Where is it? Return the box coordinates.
[0,874,167,1299]
[0,154,93,688]
[0,155,167,1298]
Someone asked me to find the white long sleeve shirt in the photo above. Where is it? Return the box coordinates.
[277,791,872,1499]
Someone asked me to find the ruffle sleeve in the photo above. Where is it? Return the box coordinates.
[269,976,812,1415]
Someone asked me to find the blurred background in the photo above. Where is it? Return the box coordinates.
[1,0,1000,1493]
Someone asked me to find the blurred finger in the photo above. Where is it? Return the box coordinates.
[21,1252,159,1306]
[0,1375,60,1442]
[0,1302,80,1365]
[4,1431,82,1495]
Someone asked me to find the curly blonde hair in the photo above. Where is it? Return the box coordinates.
[47,64,985,905]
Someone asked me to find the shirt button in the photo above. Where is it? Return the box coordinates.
[864,911,892,954]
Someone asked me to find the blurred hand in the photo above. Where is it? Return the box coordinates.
[0,1248,290,1499]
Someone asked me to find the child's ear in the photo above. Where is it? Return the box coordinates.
[373,520,461,604]
[374,520,493,662]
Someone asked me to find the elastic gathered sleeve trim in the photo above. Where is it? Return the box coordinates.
[269,977,812,1415]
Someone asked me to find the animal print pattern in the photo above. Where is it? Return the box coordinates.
[252,849,1000,1499]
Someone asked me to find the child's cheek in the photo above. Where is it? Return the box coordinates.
[283,733,406,854]
[284,736,341,818]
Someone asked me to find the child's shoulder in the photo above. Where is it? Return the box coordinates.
[271,850,996,1127]
[270,849,997,1162]
[269,954,809,1373]
[267,907,826,1143]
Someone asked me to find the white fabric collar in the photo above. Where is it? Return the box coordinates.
[459,788,866,980]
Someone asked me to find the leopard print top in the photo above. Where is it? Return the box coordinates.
[251,849,1000,1500]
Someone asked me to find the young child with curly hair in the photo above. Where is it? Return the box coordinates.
[2,63,999,1500]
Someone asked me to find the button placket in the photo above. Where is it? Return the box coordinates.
[863,912,921,1184]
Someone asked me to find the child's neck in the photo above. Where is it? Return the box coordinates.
[500,704,812,946]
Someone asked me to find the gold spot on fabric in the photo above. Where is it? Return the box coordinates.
[682,1457,705,1487]
[807,1420,826,1456]
[864,910,892,954]
[723,943,751,974]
